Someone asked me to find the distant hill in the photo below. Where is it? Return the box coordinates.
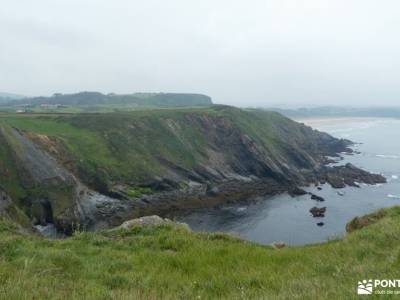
[7,92,213,108]
[0,92,25,99]
[0,92,25,104]
[269,106,400,119]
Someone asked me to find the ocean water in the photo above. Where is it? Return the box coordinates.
[176,118,400,245]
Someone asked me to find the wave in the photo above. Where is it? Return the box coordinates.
[392,175,399,180]
[387,194,400,199]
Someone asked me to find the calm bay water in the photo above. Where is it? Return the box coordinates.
[176,118,400,245]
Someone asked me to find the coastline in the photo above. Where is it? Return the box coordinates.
[109,163,386,232]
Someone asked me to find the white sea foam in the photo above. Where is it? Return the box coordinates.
[388,194,400,199]
[392,175,399,180]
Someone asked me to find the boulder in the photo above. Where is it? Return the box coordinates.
[114,215,190,231]
[272,241,286,249]
[118,215,169,228]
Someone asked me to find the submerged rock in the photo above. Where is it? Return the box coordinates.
[317,222,324,226]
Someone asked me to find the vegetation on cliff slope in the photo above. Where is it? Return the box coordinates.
[0,106,341,193]
[0,206,399,299]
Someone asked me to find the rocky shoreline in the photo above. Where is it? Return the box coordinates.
[18,148,387,235]
[84,162,386,232]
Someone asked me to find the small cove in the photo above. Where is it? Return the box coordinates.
[176,118,400,245]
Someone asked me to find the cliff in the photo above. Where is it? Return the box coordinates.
[0,106,385,232]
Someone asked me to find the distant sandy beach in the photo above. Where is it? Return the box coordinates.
[293,117,388,127]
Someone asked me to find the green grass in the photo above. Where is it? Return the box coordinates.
[0,114,118,166]
[0,107,229,188]
[0,109,213,184]
[0,127,28,200]
[125,187,153,198]
[0,207,400,299]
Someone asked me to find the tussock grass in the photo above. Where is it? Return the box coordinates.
[1,207,400,299]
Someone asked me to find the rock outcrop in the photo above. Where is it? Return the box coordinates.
[319,163,386,188]
[310,207,327,218]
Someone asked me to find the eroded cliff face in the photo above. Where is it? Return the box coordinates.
[0,127,78,231]
[0,107,386,233]
[0,127,129,233]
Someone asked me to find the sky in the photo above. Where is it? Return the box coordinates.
[1,0,400,107]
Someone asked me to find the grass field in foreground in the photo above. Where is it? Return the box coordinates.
[0,207,400,299]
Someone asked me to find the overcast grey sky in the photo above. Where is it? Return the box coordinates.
[1,0,400,107]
